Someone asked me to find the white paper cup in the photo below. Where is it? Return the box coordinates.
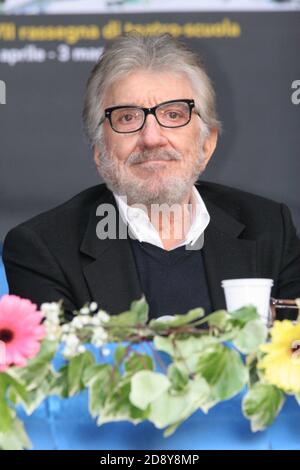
[221,278,274,324]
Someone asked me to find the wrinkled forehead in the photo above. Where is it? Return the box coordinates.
[102,69,195,109]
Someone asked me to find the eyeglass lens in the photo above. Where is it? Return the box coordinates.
[110,101,191,132]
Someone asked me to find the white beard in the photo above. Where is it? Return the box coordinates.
[96,142,206,206]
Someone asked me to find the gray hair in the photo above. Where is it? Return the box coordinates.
[82,33,221,148]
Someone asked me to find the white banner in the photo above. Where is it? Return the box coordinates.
[1,0,300,14]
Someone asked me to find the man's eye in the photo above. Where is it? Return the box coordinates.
[161,108,186,121]
[166,111,181,120]
[119,113,135,122]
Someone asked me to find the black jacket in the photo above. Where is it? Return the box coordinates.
[3,182,300,316]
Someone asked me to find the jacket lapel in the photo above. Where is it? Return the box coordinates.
[79,184,258,315]
[80,190,142,314]
[202,197,258,310]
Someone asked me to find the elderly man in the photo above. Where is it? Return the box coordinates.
[3,34,300,319]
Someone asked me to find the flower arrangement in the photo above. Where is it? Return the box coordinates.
[0,294,300,450]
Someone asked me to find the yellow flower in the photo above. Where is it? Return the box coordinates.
[258,320,300,393]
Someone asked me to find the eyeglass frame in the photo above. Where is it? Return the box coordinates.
[99,99,201,134]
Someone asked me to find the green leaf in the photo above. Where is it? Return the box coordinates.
[130,371,170,410]
[0,400,14,433]
[196,344,248,401]
[0,374,28,431]
[10,340,59,392]
[124,352,153,375]
[99,380,149,425]
[114,345,127,365]
[84,364,117,417]
[82,363,111,386]
[229,306,259,326]
[89,378,108,417]
[16,363,52,391]
[89,372,113,417]
[107,297,149,328]
[67,350,95,396]
[154,335,218,375]
[0,417,32,450]
[164,422,182,438]
[149,308,204,331]
[206,310,231,329]
[148,377,210,429]
[14,370,59,414]
[20,339,59,381]
[130,297,149,324]
[33,339,59,363]
[242,383,285,431]
[4,373,28,404]
[154,335,217,360]
[233,319,268,354]
[246,354,261,387]
[167,364,189,392]
[49,365,69,398]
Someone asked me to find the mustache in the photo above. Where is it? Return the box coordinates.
[126,150,182,166]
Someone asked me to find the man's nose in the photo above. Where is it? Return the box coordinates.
[137,114,168,149]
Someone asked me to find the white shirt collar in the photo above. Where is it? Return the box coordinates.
[114,185,210,251]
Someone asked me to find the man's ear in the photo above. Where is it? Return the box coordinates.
[202,127,218,167]
[93,146,101,171]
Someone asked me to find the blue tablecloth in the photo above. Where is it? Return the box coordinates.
[18,392,300,450]
[0,255,8,298]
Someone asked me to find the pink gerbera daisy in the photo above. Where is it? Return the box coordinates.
[0,295,45,372]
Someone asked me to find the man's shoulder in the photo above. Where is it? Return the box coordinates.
[197,180,282,212]
[5,184,111,241]
[196,181,284,229]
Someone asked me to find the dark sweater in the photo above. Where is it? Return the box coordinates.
[130,239,212,320]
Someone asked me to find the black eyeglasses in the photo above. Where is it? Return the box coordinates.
[100,99,200,134]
